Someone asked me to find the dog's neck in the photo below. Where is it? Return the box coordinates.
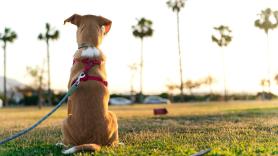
[78,43,96,49]
[78,43,100,58]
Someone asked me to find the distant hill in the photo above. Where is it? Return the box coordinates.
[0,76,25,92]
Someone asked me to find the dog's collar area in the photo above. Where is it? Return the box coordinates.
[78,43,95,49]
[72,58,108,87]
[73,58,101,67]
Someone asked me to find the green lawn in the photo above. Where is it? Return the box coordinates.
[0,100,277,155]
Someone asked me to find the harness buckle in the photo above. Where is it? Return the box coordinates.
[75,72,86,86]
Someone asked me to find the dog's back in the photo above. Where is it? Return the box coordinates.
[62,14,118,154]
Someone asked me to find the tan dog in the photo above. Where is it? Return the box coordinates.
[62,14,118,154]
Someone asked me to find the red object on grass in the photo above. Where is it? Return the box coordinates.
[153,108,168,115]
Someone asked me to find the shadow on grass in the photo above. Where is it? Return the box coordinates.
[117,107,278,155]
[0,144,63,156]
[0,127,64,156]
[160,107,278,120]
[119,107,278,133]
[157,106,277,121]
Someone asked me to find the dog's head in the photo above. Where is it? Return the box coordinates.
[64,14,112,48]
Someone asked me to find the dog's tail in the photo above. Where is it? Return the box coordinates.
[62,144,101,154]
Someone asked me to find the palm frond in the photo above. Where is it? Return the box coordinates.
[132,18,154,39]
[254,8,278,34]
[167,0,186,12]
[0,27,17,43]
[38,33,44,40]
[212,25,232,47]
[38,23,59,41]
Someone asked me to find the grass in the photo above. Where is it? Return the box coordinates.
[0,100,277,155]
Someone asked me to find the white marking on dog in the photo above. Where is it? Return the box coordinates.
[62,147,76,154]
[81,47,100,57]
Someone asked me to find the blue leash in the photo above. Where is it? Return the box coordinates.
[0,72,85,145]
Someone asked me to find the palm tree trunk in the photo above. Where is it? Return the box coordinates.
[176,11,184,102]
[3,43,7,106]
[130,76,134,96]
[38,74,43,109]
[130,69,135,96]
[221,48,228,101]
[266,33,271,96]
[139,38,144,102]
[46,40,52,105]
[38,86,42,109]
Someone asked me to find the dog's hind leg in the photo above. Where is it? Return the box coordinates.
[62,119,78,146]
[106,111,119,146]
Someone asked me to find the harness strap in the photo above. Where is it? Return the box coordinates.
[80,75,108,86]
[81,59,101,73]
[73,58,101,71]
[72,58,108,87]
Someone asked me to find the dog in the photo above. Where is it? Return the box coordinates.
[61,14,118,154]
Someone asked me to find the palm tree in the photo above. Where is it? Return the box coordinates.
[128,63,139,101]
[38,23,59,105]
[0,28,17,106]
[132,18,153,102]
[254,8,278,95]
[26,66,45,109]
[212,25,232,101]
[167,0,186,102]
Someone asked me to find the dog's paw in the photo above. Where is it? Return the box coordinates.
[118,142,125,146]
[62,147,76,155]
[56,142,66,148]
[113,142,125,147]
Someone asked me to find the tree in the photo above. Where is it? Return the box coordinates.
[254,8,278,95]
[260,79,271,100]
[0,28,17,106]
[183,80,201,96]
[167,0,186,102]
[132,18,153,102]
[38,23,59,105]
[203,75,215,95]
[166,83,179,102]
[128,63,139,102]
[26,66,45,109]
[212,25,232,101]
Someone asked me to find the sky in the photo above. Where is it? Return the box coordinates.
[1,0,278,95]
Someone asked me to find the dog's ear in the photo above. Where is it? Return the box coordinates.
[64,14,81,26]
[98,16,112,34]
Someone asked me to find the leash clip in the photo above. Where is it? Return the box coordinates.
[75,72,86,86]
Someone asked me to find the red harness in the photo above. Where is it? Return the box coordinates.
[72,58,108,87]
